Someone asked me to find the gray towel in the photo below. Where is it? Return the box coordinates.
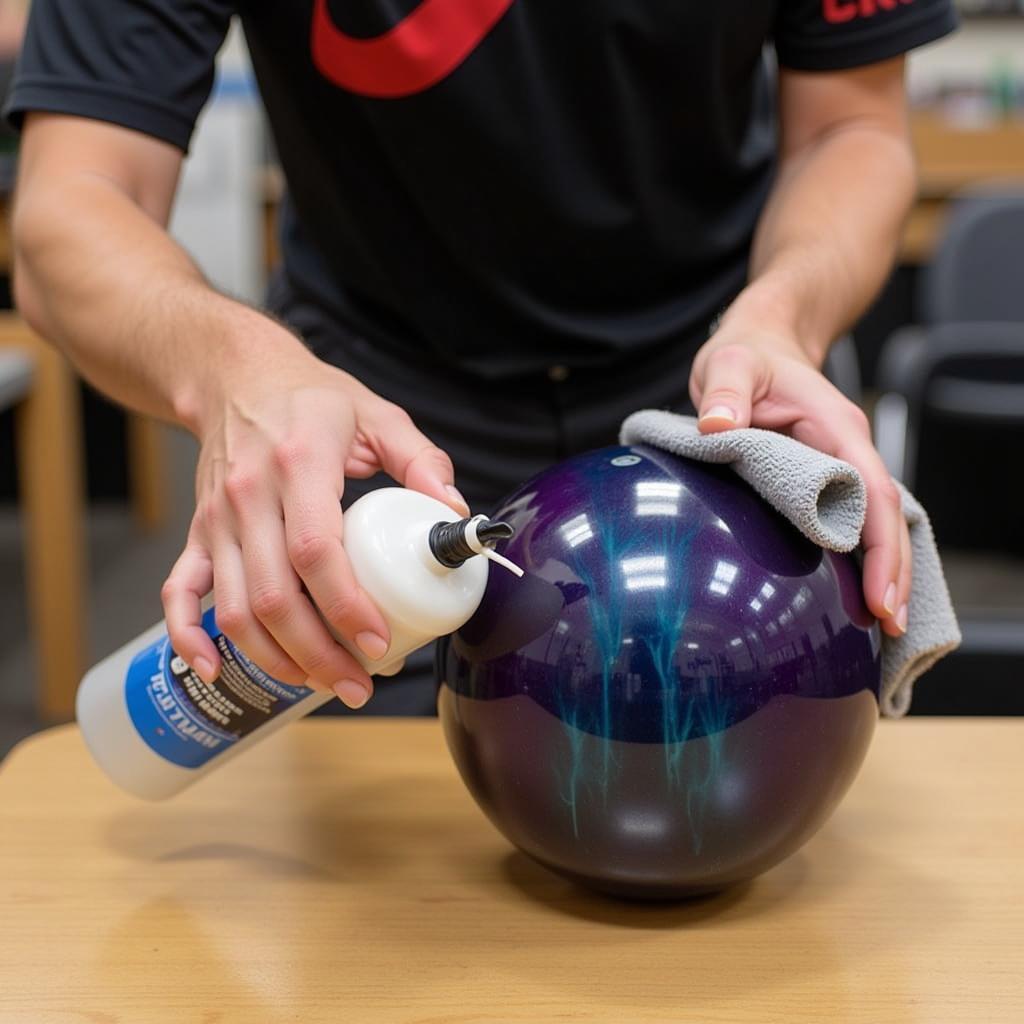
[620,410,961,717]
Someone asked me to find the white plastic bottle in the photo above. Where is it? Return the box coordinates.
[76,488,521,800]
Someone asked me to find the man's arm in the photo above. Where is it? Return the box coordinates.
[720,57,914,366]
[690,57,915,639]
[12,114,466,707]
[13,114,287,429]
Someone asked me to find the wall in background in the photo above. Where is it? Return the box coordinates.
[169,24,264,305]
[909,15,1024,118]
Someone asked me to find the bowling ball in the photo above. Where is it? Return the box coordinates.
[437,445,881,900]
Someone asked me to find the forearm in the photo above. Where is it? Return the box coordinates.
[690,93,917,635]
[722,123,916,366]
[12,172,313,434]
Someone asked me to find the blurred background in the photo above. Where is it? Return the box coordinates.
[0,1,1021,756]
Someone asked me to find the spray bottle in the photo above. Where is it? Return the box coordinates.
[76,487,522,800]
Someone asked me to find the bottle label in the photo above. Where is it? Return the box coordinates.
[124,607,315,768]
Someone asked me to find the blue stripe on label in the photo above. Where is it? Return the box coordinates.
[125,607,314,769]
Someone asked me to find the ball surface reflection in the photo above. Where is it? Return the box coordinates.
[437,445,881,899]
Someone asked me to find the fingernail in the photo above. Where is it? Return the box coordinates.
[699,405,736,424]
[194,657,216,683]
[896,604,908,634]
[883,582,897,617]
[333,679,370,709]
[355,631,389,661]
[445,484,470,514]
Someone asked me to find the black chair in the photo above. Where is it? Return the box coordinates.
[874,190,1024,714]
[824,334,862,403]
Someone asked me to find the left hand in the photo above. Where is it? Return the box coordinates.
[690,326,910,639]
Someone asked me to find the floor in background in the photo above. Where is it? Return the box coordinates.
[0,427,197,759]
[2,432,1024,760]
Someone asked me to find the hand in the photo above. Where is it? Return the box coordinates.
[690,326,910,639]
[161,339,468,708]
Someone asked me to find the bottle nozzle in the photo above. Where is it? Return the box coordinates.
[428,515,523,576]
[474,520,514,546]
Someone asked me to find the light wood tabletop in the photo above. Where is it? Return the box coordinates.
[0,717,1021,1023]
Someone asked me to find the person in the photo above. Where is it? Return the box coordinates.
[5,0,955,714]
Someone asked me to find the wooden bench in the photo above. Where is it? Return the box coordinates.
[0,314,87,720]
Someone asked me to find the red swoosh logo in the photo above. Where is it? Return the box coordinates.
[311,0,516,99]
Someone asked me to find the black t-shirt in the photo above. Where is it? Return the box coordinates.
[6,0,955,379]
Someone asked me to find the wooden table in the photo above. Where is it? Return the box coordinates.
[0,314,87,720]
[903,111,1024,263]
[1,718,1021,1023]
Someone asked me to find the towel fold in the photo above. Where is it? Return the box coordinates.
[620,410,961,717]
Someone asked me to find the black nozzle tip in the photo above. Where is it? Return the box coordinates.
[476,520,514,545]
[428,516,515,569]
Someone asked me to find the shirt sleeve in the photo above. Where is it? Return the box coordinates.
[3,0,235,152]
[775,0,958,72]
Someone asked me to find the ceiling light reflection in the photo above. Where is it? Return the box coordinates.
[560,513,593,548]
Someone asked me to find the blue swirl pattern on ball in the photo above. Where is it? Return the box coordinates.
[437,445,881,899]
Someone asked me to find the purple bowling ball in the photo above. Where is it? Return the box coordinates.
[437,445,881,899]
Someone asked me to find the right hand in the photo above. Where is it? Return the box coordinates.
[161,340,468,709]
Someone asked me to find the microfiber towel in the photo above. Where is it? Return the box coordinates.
[620,410,961,717]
